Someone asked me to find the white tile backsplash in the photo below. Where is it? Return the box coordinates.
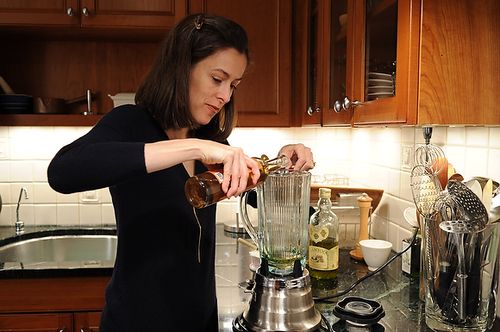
[56,204,80,226]
[34,204,57,225]
[3,124,498,233]
[0,124,499,318]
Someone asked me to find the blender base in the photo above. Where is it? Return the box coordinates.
[235,268,324,332]
[232,312,332,332]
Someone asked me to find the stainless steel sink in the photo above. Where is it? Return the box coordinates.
[0,234,117,263]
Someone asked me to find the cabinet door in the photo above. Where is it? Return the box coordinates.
[189,0,293,127]
[294,0,355,127]
[418,0,500,125]
[319,0,354,126]
[352,0,418,125]
[80,0,187,29]
[0,313,72,332]
[74,312,101,332]
[0,0,79,26]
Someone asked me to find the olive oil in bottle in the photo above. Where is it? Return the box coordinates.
[184,155,288,208]
[308,187,339,289]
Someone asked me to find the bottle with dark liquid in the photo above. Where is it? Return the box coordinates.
[308,187,339,289]
[184,154,289,208]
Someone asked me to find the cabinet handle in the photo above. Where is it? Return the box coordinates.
[333,100,343,113]
[82,7,90,16]
[334,97,363,112]
[66,7,74,16]
[306,106,320,116]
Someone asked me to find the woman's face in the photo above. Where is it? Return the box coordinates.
[188,48,247,126]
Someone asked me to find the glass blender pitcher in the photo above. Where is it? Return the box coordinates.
[239,170,311,276]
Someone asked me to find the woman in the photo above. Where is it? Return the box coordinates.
[48,14,314,331]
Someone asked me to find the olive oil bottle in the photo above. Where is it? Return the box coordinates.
[308,187,339,289]
[184,155,288,208]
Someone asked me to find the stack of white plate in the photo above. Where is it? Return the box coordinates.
[367,72,394,100]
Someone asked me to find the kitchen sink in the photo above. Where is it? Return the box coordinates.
[0,234,117,263]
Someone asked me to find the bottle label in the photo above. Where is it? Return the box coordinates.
[207,170,224,184]
[309,226,329,243]
[308,245,339,270]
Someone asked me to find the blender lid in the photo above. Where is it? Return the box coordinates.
[333,296,385,326]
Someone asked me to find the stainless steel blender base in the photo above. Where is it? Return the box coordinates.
[233,312,331,332]
[237,268,322,332]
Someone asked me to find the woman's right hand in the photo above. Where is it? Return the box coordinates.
[144,138,260,198]
[198,140,260,198]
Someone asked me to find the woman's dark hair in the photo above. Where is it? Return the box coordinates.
[135,14,249,142]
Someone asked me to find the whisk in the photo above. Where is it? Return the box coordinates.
[410,164,442,300]
[414,127,446,174]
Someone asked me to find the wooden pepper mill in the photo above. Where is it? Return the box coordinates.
[349,193,373,261]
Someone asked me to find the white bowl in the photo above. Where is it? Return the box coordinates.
[359,239,393,271]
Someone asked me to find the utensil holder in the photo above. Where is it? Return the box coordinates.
[423,220,499,331]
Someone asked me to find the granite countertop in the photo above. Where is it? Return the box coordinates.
[0,224,498,331]
[215,225,500,332]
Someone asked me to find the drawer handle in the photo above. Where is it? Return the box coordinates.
[82,7,90,16]
[66,7,74,16]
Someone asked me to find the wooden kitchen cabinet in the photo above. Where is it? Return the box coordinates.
[0,276,109,332]
[189,0,294,127]
[0,0,188,127]
[0,313,73,331]
[74,312,101,332]
[0,312,102,332]
[0,0,186,30]
[415,0,499,125]
[1,0,293,127]
[294,0,352,127]
[297,0,500,126]
[295,0,413,126]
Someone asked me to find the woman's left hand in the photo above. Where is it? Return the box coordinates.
[278,143,315,171]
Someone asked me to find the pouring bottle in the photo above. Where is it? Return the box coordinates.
[185,154,289,208]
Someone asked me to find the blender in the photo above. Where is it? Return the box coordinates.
[234,170,324,332]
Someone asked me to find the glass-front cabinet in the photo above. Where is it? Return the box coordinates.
[351,0,418,125]
[296,0,419,126]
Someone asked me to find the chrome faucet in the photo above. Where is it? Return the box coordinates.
[15,187,28,235]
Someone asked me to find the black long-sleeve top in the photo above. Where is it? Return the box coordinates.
[48,105,218,331]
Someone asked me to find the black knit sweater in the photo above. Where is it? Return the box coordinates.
[48,105,218,331]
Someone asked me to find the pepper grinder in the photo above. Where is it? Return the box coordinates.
[349,193,373,261]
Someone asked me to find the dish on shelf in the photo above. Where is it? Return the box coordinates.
[367,78,393,86]
[368,72,393,80]
[367,86,394,93]
[0,94,33,114]
[367,91,394,96]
